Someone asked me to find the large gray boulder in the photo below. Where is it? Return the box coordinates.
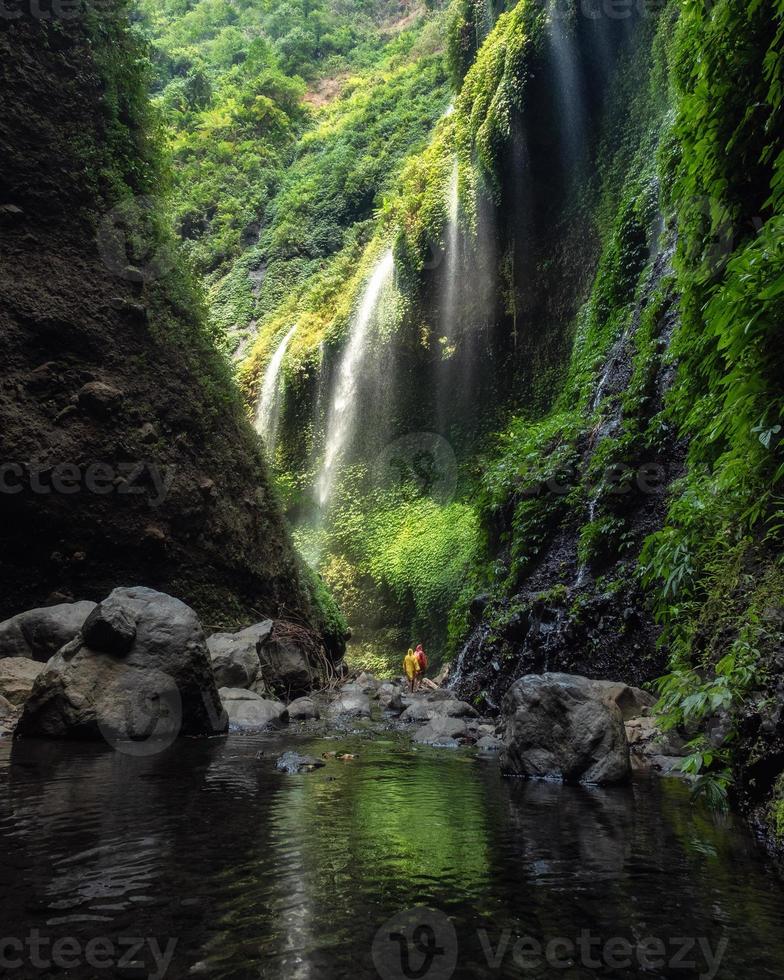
[412,716,468,747]
[0,658,45,706]
[16,587,227,742]
[287,696,320,721]
[400,699,478,723]
[0,601,96,661]
[327,691,372,719]
[500,673,631,785]
[220,688,288,731]
[207,621,272,690]
[259,628,321,698]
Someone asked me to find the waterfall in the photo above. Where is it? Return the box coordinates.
[546,3,586,177]
[316,248,395,509]
[442,157,460,341]
[255,324,297,451]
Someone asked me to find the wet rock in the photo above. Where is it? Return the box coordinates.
[0,600,96,661]
[355,672,379,693]
[82,598,136,656]
[327,691,372,719]
[380,690,404,715]
[400,699,478,723]
[220,688,288,731]
[259,628,321,698]
[0,694,19,737]
[426,689,452,702]
[207,622,272,690]
[76,380,123,416]
[0,659,45,706]
[469,594,490,624]
[588,680,656,721]
[276,751,325,774]
[476,734,503,753]
[500,673,631,785]
[16,587,227,741]
[412,716,468,747]
[287,696,320,721]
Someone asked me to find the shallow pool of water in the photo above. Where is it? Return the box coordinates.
[2,732,784,979]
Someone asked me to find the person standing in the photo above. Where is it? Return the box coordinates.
[414,644,428,685]
[403,648,420,693]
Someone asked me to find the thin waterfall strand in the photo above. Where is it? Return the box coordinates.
[255,324,297,450]
[316,249,395,509]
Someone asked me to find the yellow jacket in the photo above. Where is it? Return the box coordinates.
[403,649,420,680]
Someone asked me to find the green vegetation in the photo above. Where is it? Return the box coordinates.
[141,0,784,828]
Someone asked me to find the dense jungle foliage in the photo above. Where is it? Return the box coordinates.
[136,0,784,833]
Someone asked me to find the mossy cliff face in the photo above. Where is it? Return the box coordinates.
[0,5,344,652]
[230,0,784,838]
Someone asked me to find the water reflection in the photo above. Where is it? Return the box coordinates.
[2,735,784,978]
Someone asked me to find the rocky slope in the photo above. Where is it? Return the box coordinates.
[0,8,341,649]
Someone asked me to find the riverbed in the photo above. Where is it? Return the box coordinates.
[2,732,784,979]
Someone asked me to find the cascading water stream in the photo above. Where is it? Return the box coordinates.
[255,324,297,451]
[316,249,395,510]
[546,2,586,174]
[442,157,460,342]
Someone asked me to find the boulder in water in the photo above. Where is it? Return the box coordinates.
[259,626,322,698]
[286,696,320,720]
[0,658,45,706]
[327,691,372,719]
[412,716,468,747]
[207,622,272,690]
[400,699,478,723]
[500,673,631,785]
[220,687,288,731]
[0,601,96,661]
[275,751,325,774]
[15,587,227,742]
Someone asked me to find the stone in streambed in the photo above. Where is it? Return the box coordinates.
[400,699,478,723]
[0,658,45,706]
[475,734,503,753]
[327,691,372,719]
[0,600,96,661]
[276,751,325,774]
[207,621,272,690]
[220,688,288,731]
[412,716,468,747]
[287,696,320,720]
[500,673,630,786]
